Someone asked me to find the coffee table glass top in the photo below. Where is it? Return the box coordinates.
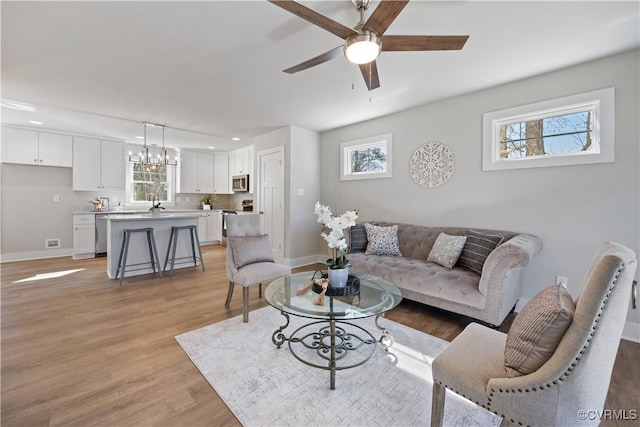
[264,271,402,320]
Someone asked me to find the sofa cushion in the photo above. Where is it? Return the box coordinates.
[427,233,467,268]
[349,253,485,309]
[349,224,368,253]
[457,229,505,274]
[365,224,402,256]
[504,283,575,377]
[228,235,274,269]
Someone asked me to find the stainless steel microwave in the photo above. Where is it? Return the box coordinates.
[232,174,249,192]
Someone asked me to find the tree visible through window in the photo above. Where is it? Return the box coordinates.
[131,163,168,202]
[500,111,593,159]
[350,145,386,173]
[483,87,614,170]
[341,133,393,181]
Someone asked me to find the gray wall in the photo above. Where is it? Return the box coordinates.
[319,49,640,336]
[253,126,321,265]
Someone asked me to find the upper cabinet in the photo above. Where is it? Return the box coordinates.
[2,127,72,167]
[179,150,214,193]
[73,137,125,191]
[214,153,232,194]
[230,145,253,176]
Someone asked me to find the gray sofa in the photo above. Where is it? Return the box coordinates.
[347,222,542,327]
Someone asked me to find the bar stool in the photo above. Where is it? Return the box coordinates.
[116,227,163,285]
[163,225,205,276]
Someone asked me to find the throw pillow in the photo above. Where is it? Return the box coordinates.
[457,229,504,274]
[349,224,368,253]
[427,233,467,269]
[228,234,274,269]
[504,283,576,377]
[364,223,402,256]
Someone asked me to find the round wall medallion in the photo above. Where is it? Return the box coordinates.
[410,142,455,188]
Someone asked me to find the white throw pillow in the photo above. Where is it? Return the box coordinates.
[427,233,467,269]
[364,224,402,256]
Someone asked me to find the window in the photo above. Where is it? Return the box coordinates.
[483,87,614,170]
[130,162,170,202]
[340,133,392,181]
[126,143,175,205]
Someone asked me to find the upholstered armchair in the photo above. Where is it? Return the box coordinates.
[431,241,637,427]
[224,214,290,322]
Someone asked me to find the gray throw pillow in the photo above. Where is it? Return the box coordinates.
[349,224,368,253]
[229,235,274,269]
[457,229,504,274]
[364,223,402,256]
[504,283,575,377]
[427,233,467,269]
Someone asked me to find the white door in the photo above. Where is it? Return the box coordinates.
[258,146,285,263]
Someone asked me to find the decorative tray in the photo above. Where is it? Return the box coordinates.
[312,273,361,296]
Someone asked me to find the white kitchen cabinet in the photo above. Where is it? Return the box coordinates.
[231,145,253,176]
[73,214,96,259]
[214,153,232,194]
[206,211,222,242]
[2,127,72,167]
[179,150,214,193]
[73,137,125,191]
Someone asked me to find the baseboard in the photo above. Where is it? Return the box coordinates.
[514,298,529,312]
[0,248,73,263]
[622,321,640,343]
[286,254,326,269]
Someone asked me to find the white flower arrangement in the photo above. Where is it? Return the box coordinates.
[313,201,358,269]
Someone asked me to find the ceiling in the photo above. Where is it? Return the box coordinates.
[1,1,638,152]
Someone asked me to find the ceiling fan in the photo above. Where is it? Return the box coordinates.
[269,0,469,91]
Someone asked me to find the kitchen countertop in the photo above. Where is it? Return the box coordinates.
[72,209,251,215]
[107,213,202,221]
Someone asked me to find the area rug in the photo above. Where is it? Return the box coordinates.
[175,307,501,427]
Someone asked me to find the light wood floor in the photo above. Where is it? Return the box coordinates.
[1,245,638,426]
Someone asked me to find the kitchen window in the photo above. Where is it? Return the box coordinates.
[130,162,172,203]
[126,143,176,205]
[482,87,614,170]
[340,133,392,181]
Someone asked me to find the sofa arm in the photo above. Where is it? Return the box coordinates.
[478,234,542,325]
[479,234,542,296]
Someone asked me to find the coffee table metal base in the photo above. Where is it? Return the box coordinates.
[271,311,393,390]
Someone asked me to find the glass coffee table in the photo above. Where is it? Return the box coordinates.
[264,271,402,390]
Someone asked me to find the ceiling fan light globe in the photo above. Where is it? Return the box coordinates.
[344,32,381,64]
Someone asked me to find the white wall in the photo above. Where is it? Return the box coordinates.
[319,49,640,338]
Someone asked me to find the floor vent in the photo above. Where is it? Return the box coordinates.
[46,238,61,249]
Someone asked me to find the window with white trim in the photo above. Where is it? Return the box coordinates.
[340,133,392,181]
[126,143,175,205]
[483,87,614,170]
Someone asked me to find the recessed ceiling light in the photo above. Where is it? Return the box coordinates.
[29,120,43,125]
[208,146,215,150]
[136,136,144,139]
[232,137,240,141]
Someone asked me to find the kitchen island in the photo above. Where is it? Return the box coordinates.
[106,214,201,279]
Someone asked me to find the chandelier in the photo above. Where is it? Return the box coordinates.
[128,122,177,167]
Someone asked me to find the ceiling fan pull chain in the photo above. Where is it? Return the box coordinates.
[368,63,372,103]
[352,64,356,90]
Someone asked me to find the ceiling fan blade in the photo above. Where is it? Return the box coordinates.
[359,61,380,91]
[269,0,358,40]
[381,35,469,51]
[283,45,344,74]
[362,0,409,36]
